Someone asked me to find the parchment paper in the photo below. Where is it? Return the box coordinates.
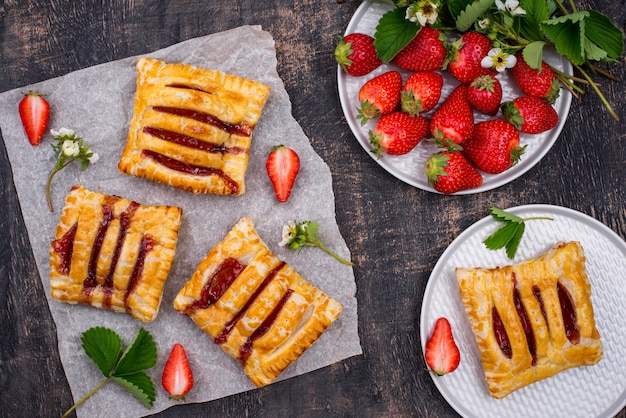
[0,25,361,417]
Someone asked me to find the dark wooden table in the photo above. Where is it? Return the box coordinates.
[1,1,624,417]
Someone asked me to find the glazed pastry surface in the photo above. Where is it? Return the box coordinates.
[174,216,342,387]
[118,57,271,195]
[49,185,183,322]
[456,241,602,399]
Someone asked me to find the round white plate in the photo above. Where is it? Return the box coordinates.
[337,1,573,194]
[420,204,626,417]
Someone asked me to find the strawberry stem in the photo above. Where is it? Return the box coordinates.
[316,241,354,266]
[572,62,620,121]
[61,377,111,418]
[46,158,75,212]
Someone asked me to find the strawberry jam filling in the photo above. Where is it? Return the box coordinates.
[52,222,78,274]
[188,258,246,312]
[532,285,549,331]
[512,276,537,365]
[124,233,155,312]
[153,106,252,137]
[142,126,246,155]
[214,261,286,344]
[167,83,213,94]
[238,288,294,365]
[492,306,512,359]
[83,203,115,295]
[557,282,580,344]
[141,149,239,194]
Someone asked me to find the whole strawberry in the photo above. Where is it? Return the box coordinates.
[430,84,474,147]
[511,52,560,103]
[425,150,483,194]
[393,26,446,72]
[467,74,502,115]
[462,119,526,174]
[369,111,430,157]
[357,70,402,126]
[18,91,50,146]
[501,96,559,134]
[401,71,443,116]
[335,33,383,76]
[446,32,497,84]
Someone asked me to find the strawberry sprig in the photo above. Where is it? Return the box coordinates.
[61,327,157,418]
[483,206,553,259]
[279,220,354,266]
[46,128,99,212]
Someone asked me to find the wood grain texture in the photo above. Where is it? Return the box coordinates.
[0,0,624,417]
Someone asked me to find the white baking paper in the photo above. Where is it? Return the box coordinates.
[0,25,361,417]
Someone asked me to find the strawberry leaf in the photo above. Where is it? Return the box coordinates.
[455,0,495,32]
[522,41,546,70]
[583,10,624,61]
[488,206,523,224]
[518,0,551,41]
[81,326,122,377]
[483,221,520,250]
[114,327,157,377]
[112,372,156,409]
[540,11,588,65]
[374,7,419,62]
[505,222,525,259]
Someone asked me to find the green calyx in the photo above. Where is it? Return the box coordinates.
[500,101,524,131]
[424,152,450,187]
[334,37,354,72]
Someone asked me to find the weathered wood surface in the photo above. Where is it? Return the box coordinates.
[0,0,624,416]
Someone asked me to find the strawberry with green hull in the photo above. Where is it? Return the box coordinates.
[511,52,560,104]
[400,71,443,116]
[393,26,446,72]
[369,111,430,158]
[357,70,402,126]
[162,343,194,400]
[18,91,50,146]
[501,96,559,134]
[467,74,502,116]
[335,33,383,77]
[462,119,526,174]
[425,151,483,194]
[424,317,461,376]
[266,145,300,203]
[446,32,497,85]
[430,84,474,147]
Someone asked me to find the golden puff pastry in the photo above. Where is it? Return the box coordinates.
[174,216,342,387]
[50,185,183,322]
[456,241,603,398]
[118,57,270,195]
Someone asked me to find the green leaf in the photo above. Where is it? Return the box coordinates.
[583,10,624,60]
[374,7,419,62]
[521,41,546,70]
[456,0,495,32]
[488,206,523,224]
[541,11,588,65]
[112,372,156,409]
[81,327,122,377]
[519,0,550,41]
[114,327,157,377]
[483,221,520,250]
[505,222,525,259]
[446,0,476,21]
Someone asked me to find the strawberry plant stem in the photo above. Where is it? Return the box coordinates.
[573,62,620,121]
[61,377,111,418]
[317,241,354,266]
[46,158,75,212]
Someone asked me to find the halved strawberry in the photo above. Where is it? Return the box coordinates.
[18,91,50,146]
[266,145,300,203]
[424,317,461,375]
[162,343,194,400]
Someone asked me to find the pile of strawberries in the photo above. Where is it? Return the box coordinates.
[336,27,560,194]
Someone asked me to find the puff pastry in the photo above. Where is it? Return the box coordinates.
[49,185,183,322]
[456,241,602,398]
[118,57,270,195]
[174,216,342,387]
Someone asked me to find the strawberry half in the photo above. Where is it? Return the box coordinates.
[162,343,194,400]
[266,145,300,203]
[18,91,50,146]
[424,317,461,376]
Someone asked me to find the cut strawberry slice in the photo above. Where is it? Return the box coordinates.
[424,317,461,376]
[162,343,194,400]
[266,145,300,203]
[18,91,50,146]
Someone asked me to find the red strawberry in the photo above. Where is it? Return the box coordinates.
[501,96,559,134]
[357,71,402,126]
[430,84,474,147]
[401,71,443,116]
[424,318,461,376]
[335,33,383,77]
[162,343,194,400]
[393,26,446,72]
[369,111,430,157]
[266,145,300,202]
[424,151,483,194]
[467,74,502,115]
[446,32,496,84]
[462,119,526,174]
[18,91,50,146]
[511,52,560,103]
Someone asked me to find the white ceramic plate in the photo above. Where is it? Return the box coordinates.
[420,204,626,417]
[337,1,573,194]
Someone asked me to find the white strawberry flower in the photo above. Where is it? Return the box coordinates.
[481,48,517,72]
[61,139,80,157]
[50,127,76,138]
[406,1,439,26]
[495,0,526,16]
[279,220,297,247]
[478,18,491,30]
[87,152,100,164]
